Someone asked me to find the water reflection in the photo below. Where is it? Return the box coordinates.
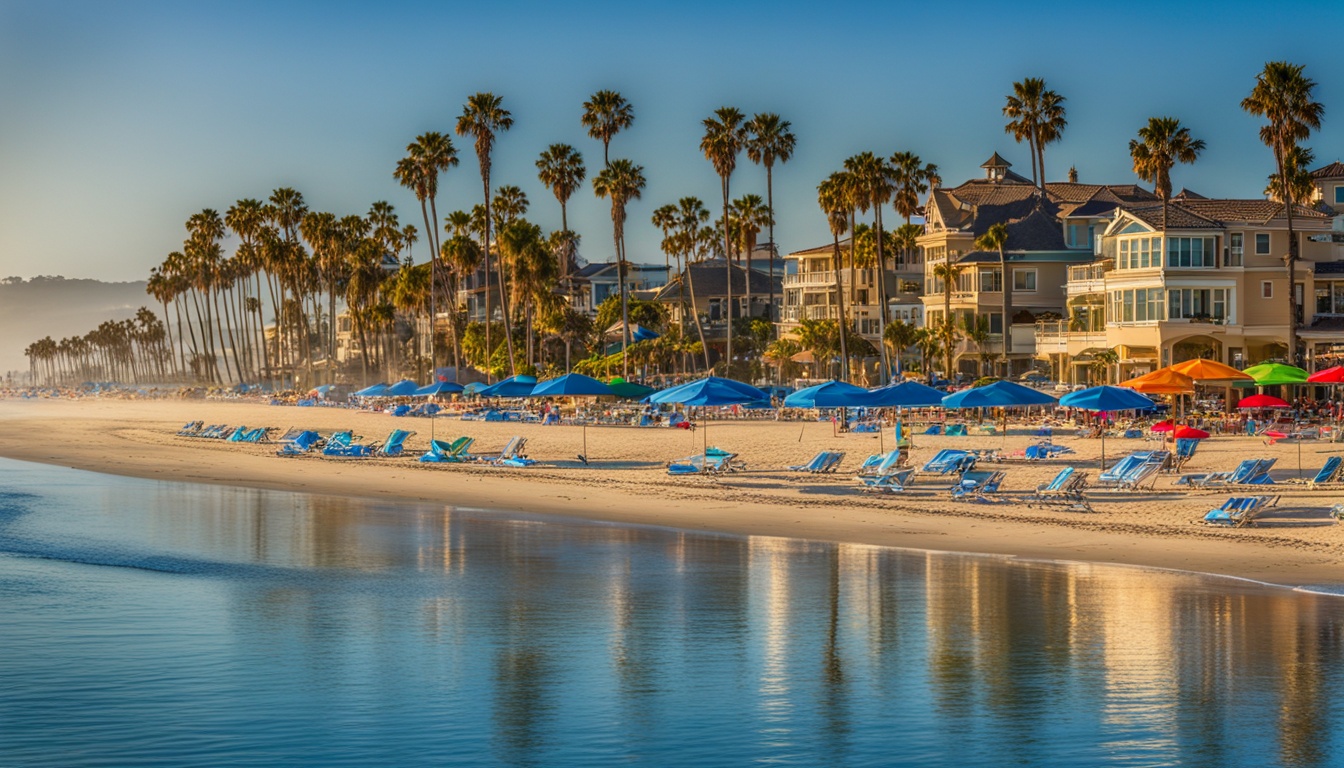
[0,459,1342,767]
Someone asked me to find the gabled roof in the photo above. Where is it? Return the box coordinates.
[1123,198,1329,230]
[1311,161,1344,180]
[1065,199,1121,218]
[1125,204,1220,230]
[654,260,780,302]
[787,237,852,258]
[1172,188,1206,200]
[1001,207,1069,251]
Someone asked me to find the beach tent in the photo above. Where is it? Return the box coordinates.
[384,379,420,397]
[478,375,538,398]
[414,381,464,396]
[1060,385,1156,466]
[1243,362,1308,387]
[353,383,389,398]
[783,381,869,408]
[647,377,771,461]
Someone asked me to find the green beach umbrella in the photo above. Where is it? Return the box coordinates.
[1243,362,1308,387]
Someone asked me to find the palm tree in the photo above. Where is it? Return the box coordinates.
[962,315,994,376]
[535,143,586,285]
[674,197,713,371]
[745,113,796,322]
[844,151,895,382]
[592,158,647,378]
[974,222,1011,376]
[701,106,747,374]
[931,258,964,377]
[1243,61,1324,363]
[1128,117,1206,230]
[581,90,634,168]
[1004,78,1044,186]
[1035,86,1067,186]
[394,132,459,375]
[729,193,773,324]
[883,317,919,376]
[817,174,851,382]
[890,152,938,272]
[1266,144,1317,205]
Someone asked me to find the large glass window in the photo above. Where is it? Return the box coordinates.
[1168,288,1230,321]
[1013,269,1037,291]
[1167,237,1215,267]
[1110,288,1167,324]
[1227,233,1243,266]
[1118,236,1163,269]
[979,268,1001,292]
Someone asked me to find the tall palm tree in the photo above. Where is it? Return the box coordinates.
[1266,144,1318,205]
[456,92,515,378]
[817,174,851,382]
[884,317,919,375]
[843,151,895,382]
[974,222,1011,376]
[581,90,634,168]
[745,112,796,323]
[1243,62,1324,363]
[674,197,712,371]
[1128,117,1205,231]
[890,151,938,272]
[729,193,773,323]
[701,106,747,374]
[931,258,964,377]
[592,158,647,378]
[1004,78,1044,186]
[1034,87,1067,186]
[535,143,586,284]
[394,132,458,375]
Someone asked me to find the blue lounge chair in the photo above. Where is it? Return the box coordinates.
[945,424,968,437]
[276,430,321,456]
[922,425,943,435]
[177,420,204,436]
[324,429,414,458]
[950,470,1006,502]
[1024,443,1075,461]
[1097,451,1158,487]
[1179,458,1276,488]
[494,436,537,467]
[668,447,742,475]
[856,451,903,480]
[1306,456,1343,488]
[1029,467,1092,511]
[1169,438,1200,472]
[1202,495,1278,527]
[790,451,844,473]
[860,467,916,493]
[419,436,473,463]
[1117,455,1166,491]
[1123,429,1143,439]
[921,449,974,475]
[378,429,416,457]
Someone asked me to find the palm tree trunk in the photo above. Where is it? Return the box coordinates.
[766,165,776,329]
[686,259,710,372]
[832,231,849,383]
[1278,141,1300,364]
[721,177,733,375]
[874,210,889,384]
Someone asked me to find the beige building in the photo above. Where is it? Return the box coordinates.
[920,153,1157,377]
[1036,194,1341,382]
[776,237,922,348]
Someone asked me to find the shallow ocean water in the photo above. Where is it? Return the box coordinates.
[1,457,1342,767]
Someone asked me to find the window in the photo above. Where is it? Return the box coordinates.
[979,268,1001,292]
[1255,233,1271,255]
[1168,288,1230,321]
[1261,281,1273,299]
[1111,288,1167,324]
[1335,186,1344,205]
[926,246,946,263]
[987,312,1003,334]
[1013,269,1037,291]
[1227,233,1243,267]
[1166,237,1214,267]
[1118,236,1163,269]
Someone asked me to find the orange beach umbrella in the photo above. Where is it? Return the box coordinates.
[1169,358,1253,382]
[1119,368,1196,395]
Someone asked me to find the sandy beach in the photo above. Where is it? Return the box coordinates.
[1,396,1342,587]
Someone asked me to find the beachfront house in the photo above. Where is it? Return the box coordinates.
[919,153,1158,378]
[654,259,782,362]
[776,238,923,350]
[566,261,670,318]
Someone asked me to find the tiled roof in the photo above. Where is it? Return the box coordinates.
[1178,199,1329,223]
[653,261,780,302]
[788,237,851,258]
[1173,188,1206,200]
[981,152,1012,168]
[1125,204,1220,229]
[1002,208,1068,250]
[573,262,614,278]
[1311,161,1344,180]
[1065,199,1121,218]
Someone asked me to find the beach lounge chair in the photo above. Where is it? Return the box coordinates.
[944,424,968,437]
[668,447,742,475]
[225,426,249,442]
[790,451,844,473]
[1330,503,1344,521]
[276,430,321,456]
[1169,438,1200,472]
[922,425,942,435]
[859,467,916,494]
[378,429,416,457]
[419,436,474,463]
[1306,456,1343,488]
[920,449,974,475]
[1123,429,1143,439]
[1202,495,1279,527]
[1179,458,1276,488]
[1029,467,1092,511]
[198,424,230,439]
[856,451,902,480]
[950,470,1006,502]
[1117,455,1166,491]
[1096,451,1154,487]
[177,420,204,436]
[495,436,537,467]
[1024,443,1075,461]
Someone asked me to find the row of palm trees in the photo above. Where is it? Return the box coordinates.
[24,309,171,385]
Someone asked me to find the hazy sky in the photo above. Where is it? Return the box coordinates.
[3,0,1343,282]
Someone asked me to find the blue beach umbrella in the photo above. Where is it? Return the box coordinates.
[857,380,946,408]
[783,380,869,408]
[384,379,420,397]
[941,379,1057,409]
[647,376,770,459]
[1060,385,1156,467]
[478,375,538,398]
[462,382,488,396]
[414,381,465,397]
[531,373,616,463]
[353,382,388,398]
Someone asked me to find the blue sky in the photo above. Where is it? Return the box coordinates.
[2,0,1342,281]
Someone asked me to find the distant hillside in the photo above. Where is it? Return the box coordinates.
[0,276,153,377]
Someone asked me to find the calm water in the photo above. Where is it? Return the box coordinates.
[1,458,1343,767]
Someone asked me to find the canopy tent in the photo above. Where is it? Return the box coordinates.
[1237,394,1289,409]
[1308,365,1344,384]
[646,377,771,461]
[606,377,656,400]
[941,380,1057,409]
[352,383,389,398]
[1119,368,1195,395]
[1242,362,1308,386]
[1059,385,1157,466]
[1169,359,1253,382]
[478,375,538,398]
[384,379,420,397]
[414,381,464,397]
[783,381,869,408]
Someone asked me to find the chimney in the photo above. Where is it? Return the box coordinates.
[1068,166,1078,184]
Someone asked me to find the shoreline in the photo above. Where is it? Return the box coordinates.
[2,398,1342,586]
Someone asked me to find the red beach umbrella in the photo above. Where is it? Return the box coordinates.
[1173,426,1210,440]
[1237,394,1289,409]
[1150,420,1175,432]
[1307,365,1344,383]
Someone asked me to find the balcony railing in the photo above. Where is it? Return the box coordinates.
[1068,263,1108,283]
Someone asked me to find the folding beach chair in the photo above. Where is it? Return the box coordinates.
[922,425,943,436]
[1202,495,1279,527]
[945,424,968,437]
[859,467,916,494]
[495,436,537,467]
[950,470,1006,502]
[857,451,903,479]
[1024,443,1075,461]
[1096,451,1152,487]
[790,451,831,472]
[667,447,742,475]
[1169,438,1200,472]
[920,449,973,475]
[1306,456,1343,488]
[1117,455,1166,492]
[177,420,204,436]
[1029,467,1092,511]
[377,429,416,457]
[419,436,473,463]
[276,430,321,456]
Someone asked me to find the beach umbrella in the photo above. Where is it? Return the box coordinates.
[309,384,335,398]
[607,377,656,400]
[1119,369,1195,395]
[1307,365,1344,384]
[1169,359,1253,382]
[1150,421,1175,432]
[941,379,1057,409]
[1243,362,1308,387]
[647,376,771,460]
[1237,394,1289,409]
[414,381,464,396]
[1173,426,1210,440]
[1061,385,1158,467]
[478,374,538,398]
[531,373,615,463]
[857,380,947,408]
[462,381,488,396]
[353,382,389,398]
[384,379,420,397]
[783,380,869,408]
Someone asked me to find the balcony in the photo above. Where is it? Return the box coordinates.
[1035,320,1108,354]
[1066,263,1108,296]
[782,269,876,288]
